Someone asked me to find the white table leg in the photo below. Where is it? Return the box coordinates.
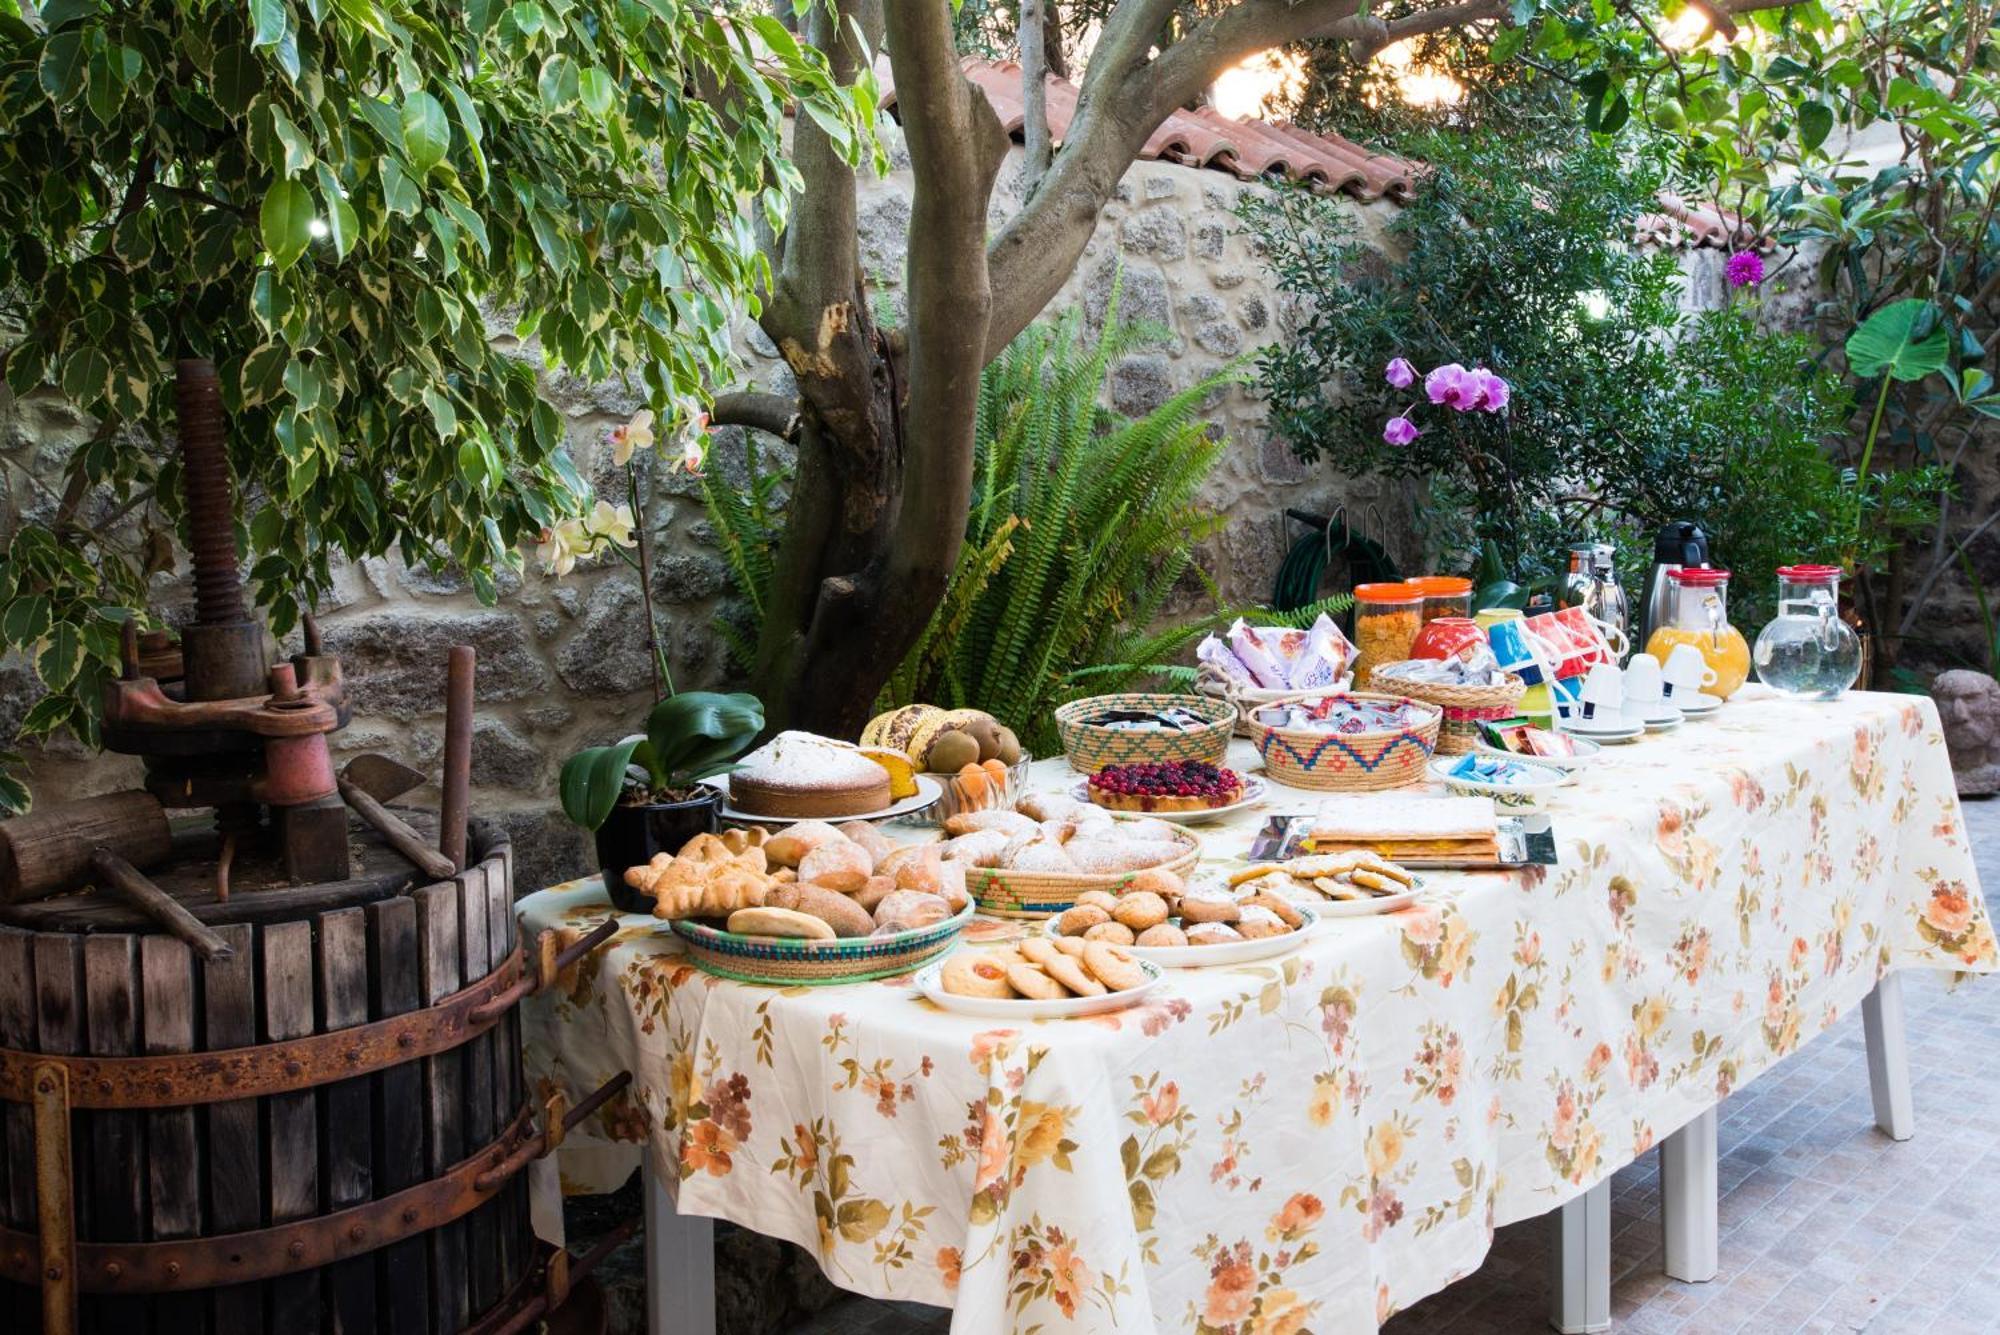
[1549,1178,1611,1334]
[645,1159,716,1335]
[1861,972,1914,1141]
[1660,1107,1718,1282]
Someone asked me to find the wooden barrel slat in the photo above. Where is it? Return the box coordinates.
[368,896,431,1335]
[318,906,376,1335]
[415,880,469,1334]
[202,920,265,1335]
[264,919,322,1330]
[1,825,533,1334]
[0,927,32,1232]
[457,865,500,1318]
[140,936,207,1335]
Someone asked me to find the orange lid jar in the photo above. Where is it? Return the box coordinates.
[1352,583,1423,686]
[1409,575,1474,622]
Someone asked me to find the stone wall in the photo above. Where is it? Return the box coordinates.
[0,125,1407,890]
[2,118,1813,888]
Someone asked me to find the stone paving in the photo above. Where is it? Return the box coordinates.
[785,798,2000,1335]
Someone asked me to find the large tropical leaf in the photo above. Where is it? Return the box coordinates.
[1845,299,1949,382]
[558,735,645,830]
[645,690,765,785]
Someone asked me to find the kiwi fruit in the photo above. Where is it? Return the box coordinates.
[923,730,981,773]
[993,726,1022,765]
[965,715,1004,762]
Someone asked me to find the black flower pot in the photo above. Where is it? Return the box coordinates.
[594,789,723,913]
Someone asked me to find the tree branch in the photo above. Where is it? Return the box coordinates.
[710,390,803,442]
[879,0,1008,593]
[1021,0,1055,194]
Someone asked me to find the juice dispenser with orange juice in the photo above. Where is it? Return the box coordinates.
[1643,567,1750,699]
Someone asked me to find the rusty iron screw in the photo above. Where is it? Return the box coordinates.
[104,1261,123,1279]
[288,1240,305,1260]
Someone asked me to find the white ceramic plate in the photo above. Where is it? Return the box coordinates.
[1673,693,1723,716]
[1041,903,1319,967]
[914,953,1167,1018]
[1474,735,1602,771]
[707,773,944,825]
[1638,710,1683,733]
[1066,774,1269,825]
[1308,882,1424,918]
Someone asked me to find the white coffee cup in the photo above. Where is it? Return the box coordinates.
[1624,652,1665,706]
[1661,644,1718,698]
[1577,661,1623,720]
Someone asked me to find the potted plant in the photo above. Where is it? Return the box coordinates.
[559,692,765,911]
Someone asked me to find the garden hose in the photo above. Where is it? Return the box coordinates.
[1272,510,1401,611]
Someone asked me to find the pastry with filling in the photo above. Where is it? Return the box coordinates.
[729,731,892,818]
[1303,795,1500,863]
[1087,760,1244,812]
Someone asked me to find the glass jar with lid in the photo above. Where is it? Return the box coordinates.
[1352,582,1423,687]
[1643,568,1751,699]
[1753,565,1862,699]
[1409,575,1474,623]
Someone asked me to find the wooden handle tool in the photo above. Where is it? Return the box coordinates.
[336,777,457,879]
[87,848,234,962]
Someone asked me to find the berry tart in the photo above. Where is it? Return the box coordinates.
[1087,760,1245,813]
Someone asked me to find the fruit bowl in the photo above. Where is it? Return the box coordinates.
[918,754,1034,826]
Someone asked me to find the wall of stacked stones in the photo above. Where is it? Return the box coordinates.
[1,119,1834,890]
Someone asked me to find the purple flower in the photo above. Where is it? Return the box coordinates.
[1384,357,1417,389]
[1467,367,1511,414]
[1726,252,1764,288]
[1382,414,1420,447]
[1425,363,1478,410]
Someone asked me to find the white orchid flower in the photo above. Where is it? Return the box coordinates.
[609,409,655,467]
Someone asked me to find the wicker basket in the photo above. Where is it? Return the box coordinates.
[1365,666,1527,755]
[1249,691,1441,791]
[1054,693,1234,774]
[672,902,974,985]
[1195,667,1356,738]
[964,829,1203,919]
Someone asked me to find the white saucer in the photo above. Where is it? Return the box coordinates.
[1625,701,1683,730]
[1671,692,1722,716]
[1564,711,1644,741]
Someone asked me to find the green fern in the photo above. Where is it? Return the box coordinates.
[883,301,1274,754]
[701,434,786,670]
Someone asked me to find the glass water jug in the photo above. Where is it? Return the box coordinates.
[1643,568,1751,699]
[1752,566,1862,700]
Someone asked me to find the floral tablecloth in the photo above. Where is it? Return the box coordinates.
[517,688,1994,1333]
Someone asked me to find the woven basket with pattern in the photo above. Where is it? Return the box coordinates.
[1365,666,1527,755]
[964,828,1203,919]
[672,902,974,985]
[1054,693,1234,774]
[1250,691,1442,791]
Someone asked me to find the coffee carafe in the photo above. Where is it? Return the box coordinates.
[1642,521,1709,646]
[1559,543,1631,657]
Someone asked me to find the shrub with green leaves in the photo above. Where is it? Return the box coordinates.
[0,0,861,808]
[1242,132,1862,626]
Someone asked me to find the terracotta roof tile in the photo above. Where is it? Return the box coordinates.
[1639,191,1775,252]
[881,57,1417,205]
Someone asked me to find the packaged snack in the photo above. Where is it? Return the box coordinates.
[1226,619,1297,690]
[1287,614,1356,691]
[1196,632,1257,687]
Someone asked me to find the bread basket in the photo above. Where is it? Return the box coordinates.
[672,901,975,985]
[1249,691,1441,792]
[962,827,1203,919]
[1365,664,1527,755]
[1054,693,1234,774]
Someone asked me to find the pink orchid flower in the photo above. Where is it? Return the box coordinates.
[1382,414,1420,447]
[1425,363,1478,410]
[1384,357,1416,389]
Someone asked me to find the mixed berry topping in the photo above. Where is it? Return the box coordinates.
[1089,760,1243,800]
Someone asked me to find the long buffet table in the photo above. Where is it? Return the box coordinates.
[517,687,1994,1333]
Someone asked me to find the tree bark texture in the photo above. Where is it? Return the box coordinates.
[735,0,1793,735]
